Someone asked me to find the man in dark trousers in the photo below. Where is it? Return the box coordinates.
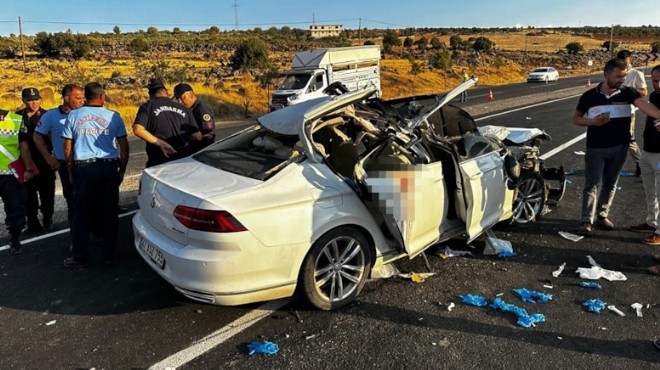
[62,83,129,267]
[133,79,201,168]
[173,83,216,152]
[17,87,54,234]
[572,58,660,235]
[33,84,85,229]
[0,109,35,254]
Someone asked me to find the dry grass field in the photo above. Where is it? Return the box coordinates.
[0,30,655,125]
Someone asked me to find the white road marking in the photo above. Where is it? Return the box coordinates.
[540,133,587,160]
[148,298,291,370]
[474,93,582,121]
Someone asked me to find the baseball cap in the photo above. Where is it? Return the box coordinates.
[147,79,166,95]
[172,83,193,99]
[22,87,41,101]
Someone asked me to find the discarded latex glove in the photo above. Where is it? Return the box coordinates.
[552,262,567,277]
[582,299,607,314]
[498,250,517,257]
[579,282,602,289]
[631,303,643,317]
[460,294,488,307]
[490,297,545,328]
[398,272,436,283]
[620,171,634,177]
[247,341,279,355]
[517,313,546,328]
[576,266,627,281]
[438,246,473,259]
[484,237,513,256]
[559,232,583,242]
[514,288,552,303]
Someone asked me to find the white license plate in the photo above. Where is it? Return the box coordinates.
[139,237,165,269]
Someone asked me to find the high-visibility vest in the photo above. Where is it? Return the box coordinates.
[0,112,24,174]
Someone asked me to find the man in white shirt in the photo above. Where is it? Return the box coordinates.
[617,50,648,176]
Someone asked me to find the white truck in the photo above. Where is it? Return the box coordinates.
[270,45,381,111]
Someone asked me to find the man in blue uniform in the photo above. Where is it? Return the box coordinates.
[0,109,34,254]
[572,58,660,235]
[62,83,129,267]
[17,87,54,234]
[173,83,216,152]
[133,79,201,167]
[33,84,85,228]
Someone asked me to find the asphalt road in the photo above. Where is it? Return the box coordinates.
[1,80,659,369]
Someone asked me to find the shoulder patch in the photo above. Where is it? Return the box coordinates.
[203,114,212,122]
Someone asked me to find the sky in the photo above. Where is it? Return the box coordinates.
[2,0,659,36]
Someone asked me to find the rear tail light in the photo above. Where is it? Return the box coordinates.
[173,205,247,233]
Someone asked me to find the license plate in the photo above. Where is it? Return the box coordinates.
[139,237,165,269]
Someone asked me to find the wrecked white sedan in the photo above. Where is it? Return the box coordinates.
[132,79,563,310]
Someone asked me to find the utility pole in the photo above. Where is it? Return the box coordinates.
[18,16,26,72]
[232,0,239,31]
[358,18,362,44]
[609,24,614,56]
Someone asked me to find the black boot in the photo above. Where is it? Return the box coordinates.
[9,229,22,255]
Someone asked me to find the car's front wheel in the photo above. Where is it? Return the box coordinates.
[511,171,546,224]
[299,227,371,310]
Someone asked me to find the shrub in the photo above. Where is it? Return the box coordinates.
[230,38,269,71]
[566,42,584,55]
[472,36,494,52]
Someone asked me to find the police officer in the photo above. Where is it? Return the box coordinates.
[62,83,129,267]
[133,79,201,168]
[33,84,85,228]
[173,83,216,152]
[0,108,35,254]
[17,87,54,233]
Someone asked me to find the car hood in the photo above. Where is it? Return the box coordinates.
[144,157,262,199]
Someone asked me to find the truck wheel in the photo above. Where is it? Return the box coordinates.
[511,171,545,224]
[299,227,371,310]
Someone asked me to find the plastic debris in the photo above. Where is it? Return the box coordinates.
[45,320,56,326]
[582,299,607,314]
[559,231,583,242]
[565,168,576,175]
[574,151,585,155]
[460,294,488,307]
[607,305,625,317]
[398,272,436,283]
[587,255,600,267]
[631,303,643,317]
[616,186,622,191]
[565,179,573,184]
[552,262,567,278]
[498,250,517,257]
[437,246,474,259]
[620,171,634,177]
[576,266,627,281]
[490,297,545,328]
[514,288,553,303]
[579,282,602,289]
[247,341,279,356]
[484,237,513,255]
[447,302,455,312]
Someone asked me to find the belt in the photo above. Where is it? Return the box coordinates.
[74,158,118,164]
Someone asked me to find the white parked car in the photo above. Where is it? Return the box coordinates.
[527,67,559,83]
[132,79,564,310]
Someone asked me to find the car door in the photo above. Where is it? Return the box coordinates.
[354,139,447,257]
[458,143,510,241]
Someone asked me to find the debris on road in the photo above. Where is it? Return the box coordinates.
[514,288,553,303]
[579,282,602,289]
[582,299,607,314]
[490,297,546,328]
[247,341,279,355]
[551,262,567,277]
[559,231,583,242]
[460,294,488,307]
[398,272,436,283]
[484,236,513,255]
[576,256,627,281]
[607,305,626,317]
[497,250,517,257]
[45,320,56,326]
[631,303,643,317]
[447,302,455,312]
[620,171,635,177]
[437,246,474,259]
[574,151,585,155]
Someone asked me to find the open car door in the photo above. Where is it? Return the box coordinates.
[457,137,511,240]
[354,138,447,257]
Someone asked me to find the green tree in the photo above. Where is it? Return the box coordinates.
[113,25,121,35]
[409,58,424,91]
[430,37,444,50]
[128,37,150,53]
[207,26,220,34]
[0,37,19,58]
[382,30,401,48]
[403,36,414,48]
[472,36,494,51]
[230,38,269,71]
[566,41,584,55]
[601,40,620,51]
[71,34,93,58]
[415,36,428,51]
[147,26,158,35]
[449,35,462,50]
[651,41,660,53]
[429,50,452,70]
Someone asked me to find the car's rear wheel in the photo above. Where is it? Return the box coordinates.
[299,227,371,310]
[511,171,546,224]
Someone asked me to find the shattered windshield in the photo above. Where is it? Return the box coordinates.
[279,73,312,90]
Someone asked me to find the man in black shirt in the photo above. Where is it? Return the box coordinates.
[629,65,660,248]
[133,79,201,168]
[16,87,54,233]
[572,58,660,235]
[173,83,216,153]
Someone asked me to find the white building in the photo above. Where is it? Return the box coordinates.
[309,24,343,39]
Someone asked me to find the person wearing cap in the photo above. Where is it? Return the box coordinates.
[33,84,85,230]
[616,50,647,177]
[61,82,129,267]
[0,108,35,254]
[173,83,216,153]
[133,79,201,168]
[17,87,54,234]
